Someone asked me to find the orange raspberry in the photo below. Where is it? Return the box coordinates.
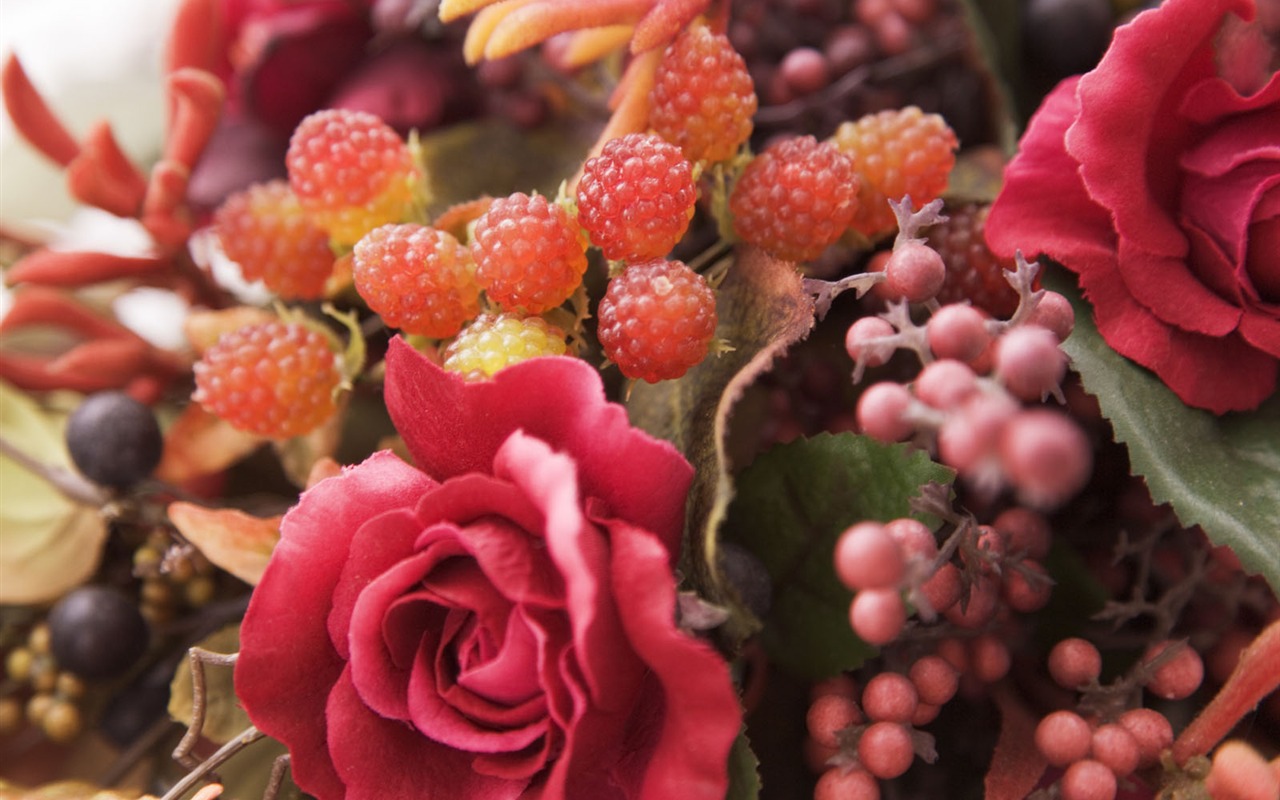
[286,109,419,247]
[597,258,717,383]
[442,312,568,380]
[352,223,480,338]
[833,106,958,239]
[649,24,757,164]
[576,133,697,262]
[192,321,341,438]
[213,180,336,300]
[729,135,859,262]
[470,192,588,314]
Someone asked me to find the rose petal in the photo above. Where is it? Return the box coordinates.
[1180,107,1280,178]
[384,338,692,556]
[984,77,1117,266]
[1079,264,1278,413]
[1180,66,1280,125]
[1247,207,1280,302]
[1182,164,1280,299]
[605,519,740,800]
[1067,0,1248,259]
[327,664,525,800]
[493,432,645,713]
[235,451,434,800]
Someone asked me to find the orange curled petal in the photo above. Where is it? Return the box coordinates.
[631,0,710,53]
[165,68,226,171]
[439,0,506,22]
[561,25,635,68]
[0,285,138,340]
[65,122,148,217]
[141,160,193,251]
[6,249,162,288]
[157,403,265,483]
[2,54,80,167]
[484,0,653,61]
[166,0,226,75]
[463,0,537,64]
[1173,618,1280,764]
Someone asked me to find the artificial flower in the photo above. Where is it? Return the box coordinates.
[985,0,1280,413]
[234,338,741,799]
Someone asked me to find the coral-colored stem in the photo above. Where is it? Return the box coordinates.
[6,249,163,287]
[64,122,148,217]
[631,0,710,53]
[165,69,225,171]
[2,54,80,167]
[141,160,194,252]
[485,0,653,60]
[1172,618,1280,764]
[46,337,151,381]
[165,0,226,76]
[0,286,139,340]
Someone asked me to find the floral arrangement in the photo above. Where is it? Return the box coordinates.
[1,0,1278,799]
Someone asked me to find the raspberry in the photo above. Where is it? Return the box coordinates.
[833,107,958,239]
[193,321,341,438]
[441,312,568,380]
[596,258,717,383]
[286,109,419,247]
[352,224,480,338]
[214,180,336,300]
[576,133,697,262]
[730,136,859,262]
[470,192,588,313]
[929,204,1022,318]
[648,24,757,164]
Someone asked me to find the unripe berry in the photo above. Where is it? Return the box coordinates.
[910,702,941,726]
[908,655,958,706]
[1141,640,1204,700]
[1027,290,1075,341]
[937,392,1018,474]
[1060,758,1117,800]
[883,242,946,303]
[835,522,905,590]
[927,304,991,362]
[1003,559,1053,612]
[1049,638,1102,690]
[856,382,915,442]
[995,325,1068,401]
[849,588,906,645]
[846,316,898,368]
[999,410,1092,509]
[914,359,978,410]
[857,721,915,779]
[943,574,999,629]
[1206,740,1280,800]
[918,562,963,615]
[968,634,1012,683]
[1035,709,1092,767]
[1117,708,1173,768]
[884,518,938,561]
[993,506,1052,560]
[861,672,918,723]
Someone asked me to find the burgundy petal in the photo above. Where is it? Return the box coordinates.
[235,452,434,800]
[384,338,692,557]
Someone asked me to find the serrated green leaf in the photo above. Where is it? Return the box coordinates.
[725,726,762,800]
[1050,269,1280,590]
[724,433,955,680]
[628,245,817,649]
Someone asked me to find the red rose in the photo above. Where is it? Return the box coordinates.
[985,0,1280,413]
[234,338,741,800]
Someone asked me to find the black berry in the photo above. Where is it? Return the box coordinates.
[1023,0,1113,82]
[65,391,163,490]
[48,586,150,680]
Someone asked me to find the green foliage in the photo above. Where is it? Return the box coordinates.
[724,433,954,680]
[725,727,762,800]
[1052,269,1280,591]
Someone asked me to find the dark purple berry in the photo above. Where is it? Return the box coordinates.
[1024,0,1114,82]
[48,586,150,680]
[65,391,163,490]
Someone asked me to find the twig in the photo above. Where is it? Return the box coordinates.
[159,725,264,800]
[173,648,240,770]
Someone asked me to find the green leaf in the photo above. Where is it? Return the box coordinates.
[725,726,762,800]
[627,245,817,649]
[724,433,955,680]
[1051,269,1280,590]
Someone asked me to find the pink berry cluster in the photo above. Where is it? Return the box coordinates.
[843,199,1088,510]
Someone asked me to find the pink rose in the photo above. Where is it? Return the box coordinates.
[234,338,741,800]
[985,0,1280,413]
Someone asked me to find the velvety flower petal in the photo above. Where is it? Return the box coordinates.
[984,77,1116,266]
[384,338,692,556]
[1079,264,1278,413]
[492,432,646,713]
[1180,67,1280,125]
[327,664,525,800]
[1066,0,1248,259]
[235,452,433,800]
[604,517,740,800]
[1247,204,1280,302]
